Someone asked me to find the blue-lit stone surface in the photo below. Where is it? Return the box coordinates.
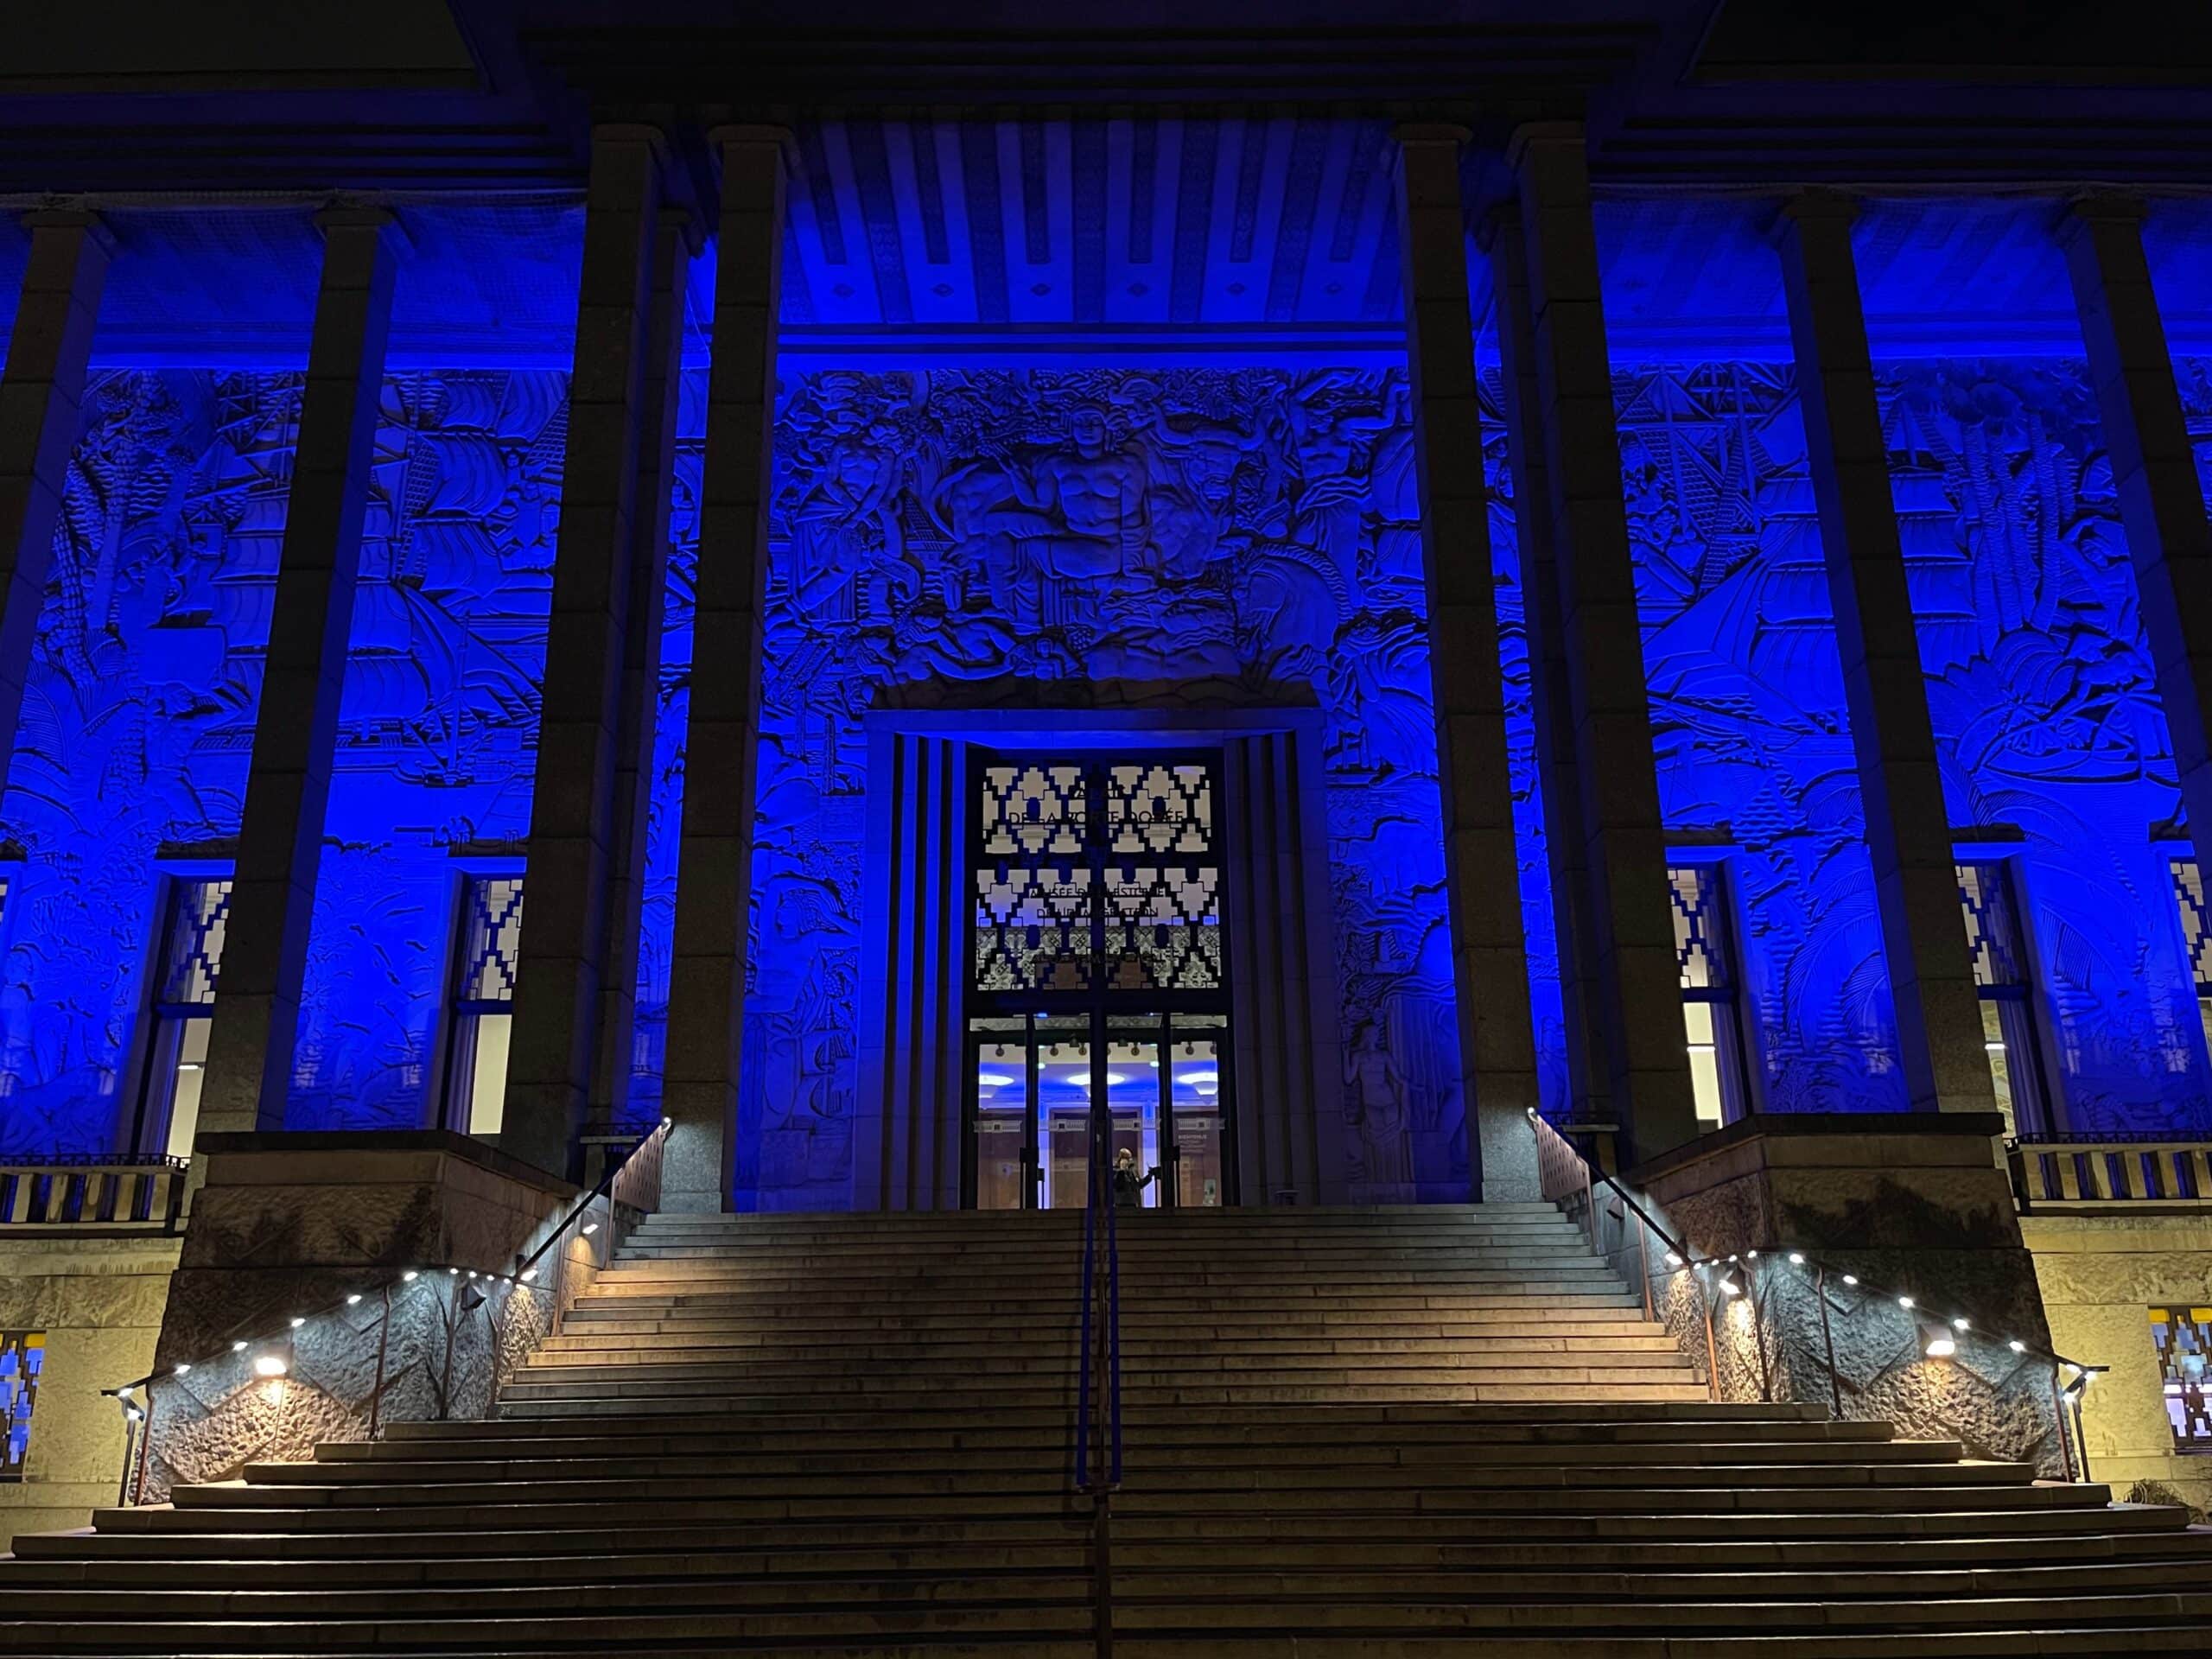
[3,285,2210,1168]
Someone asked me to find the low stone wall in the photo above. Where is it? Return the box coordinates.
[1629,1113,2069,1478]
[0,1233,182,1552]
[133,1132,594,1502]
[2019,1208,2212,1517]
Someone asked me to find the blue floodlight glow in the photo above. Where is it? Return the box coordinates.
[1,180,2209,1195]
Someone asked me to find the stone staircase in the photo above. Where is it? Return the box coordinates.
[5,1203,2211,1655]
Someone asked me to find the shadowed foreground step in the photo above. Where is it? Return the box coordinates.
[4,1205,2211,1656]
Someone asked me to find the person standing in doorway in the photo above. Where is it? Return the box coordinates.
[1113,1147,1159,1208]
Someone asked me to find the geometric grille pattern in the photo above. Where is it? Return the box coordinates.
[1104,762,1221,991]
[2171,859,2212,994]
[974,757,1224,995]
[1,1331,41,1480]
[155,879,232,1008]
[2149,1306,2212,1451]
[1669,865,1732,995]
[456,876,525,1007]
[1958,861,2027,989]
[975,864,1094,992]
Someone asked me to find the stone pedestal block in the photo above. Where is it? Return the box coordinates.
[1633,1114,2065,1474]
[141,1133,582,1497]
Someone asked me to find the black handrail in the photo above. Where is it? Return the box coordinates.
[1103,1146,1123,1487]
[514,1117,666,1281]
[1529,1109,2108,1385]
[1073,1150,1098,1488]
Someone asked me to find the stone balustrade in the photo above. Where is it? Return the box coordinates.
[0,1158,188,1234]
[2010,1135,2212,1209]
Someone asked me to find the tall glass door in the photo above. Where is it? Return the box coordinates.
[963,1009,1231,1209]
[965,749,1236,1209]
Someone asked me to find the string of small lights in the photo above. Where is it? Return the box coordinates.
[101,1117,670,1420]
[1657,1240,2108,1395]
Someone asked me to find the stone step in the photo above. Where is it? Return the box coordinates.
[16,1555,2211,1624]
[10,1585,2210,1655]
[530,1335,1690,1363]
[17,1525,2209,1587]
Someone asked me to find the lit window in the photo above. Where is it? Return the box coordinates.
[137,878,231,1158]
[2169,859,2212,1083]
[1957,860,2052,1137]
[2,1331,43,1479]
[443,874,524,1137]
[1669,863,1751,1129]
[2150,1306,2212,1452]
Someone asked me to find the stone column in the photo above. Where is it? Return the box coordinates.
[2060,199,2212,881]
[1392,128,1540,1201]
[1483,204,1610,1130]
[0,210,110,798]
[663,129,789,1212]
[1507,124,1700,1160]
[1773,193,1993,1116]
[198,208,397,1138]
[504,128,677,1179]
[591,206,694,1144]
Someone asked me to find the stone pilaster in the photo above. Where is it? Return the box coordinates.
[663,128,789,1212]
[2060,199,2212,883]
[1508,124,1700,1160]
[1392,127,1539,1201]
[591,206,694,1142]
[1483,204,1610,1131]
[199,209,397,1138]
[1773,193,1993,1116]
[504,128,674,1179]
[0,210,110,799]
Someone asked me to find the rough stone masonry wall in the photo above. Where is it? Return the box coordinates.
[136,1132,588,1502]
[0,1232,182,1551]
[1634,1114,2067,1476]
[2021,1210,2212,1517]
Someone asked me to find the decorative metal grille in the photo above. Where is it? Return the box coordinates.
[1669,866,1732,995]
[456,876,525,1008]
[1958,861,2028,989]
[975,864,1094,992]
[974,757,1224,995]
[2150,1306,2212,1452]
[979,764,1085,858]
[156,880,232,1008]
[1106,763,1212,856]
[1,1331,41,1479]
[2172,859,2212,994]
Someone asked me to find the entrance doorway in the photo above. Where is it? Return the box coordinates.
[965,753,1236,1209]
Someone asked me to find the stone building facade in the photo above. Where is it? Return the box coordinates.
[7,0,2212,1541]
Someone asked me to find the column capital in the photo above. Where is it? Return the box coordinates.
[708,124,796,155]
[18,206,116,258]
[313,202,410,251]
[1392,123,1472,148]
[2056,190,2148,246]
[588,120,674,156]
[1503,120,1586,170]
[1771,187,1864,234]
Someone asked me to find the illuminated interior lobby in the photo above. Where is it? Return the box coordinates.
[8,3,2212,1649]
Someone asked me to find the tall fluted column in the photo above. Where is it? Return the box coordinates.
[663,128,789,1212]
[591,205,694,1147]
[0,210,110,798]
[1392,127,1540,1200]
[504,127,678,1179]
[2061,199,2212,884]
[200,208,397,1137]
[1483,204,1610,1131]
[1773,193,1993,1116]
[1508,124,1700,1161]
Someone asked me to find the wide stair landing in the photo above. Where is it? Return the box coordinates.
[3,1205,2209,1656]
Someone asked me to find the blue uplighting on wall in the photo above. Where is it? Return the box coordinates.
[6,181,2212,1173]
